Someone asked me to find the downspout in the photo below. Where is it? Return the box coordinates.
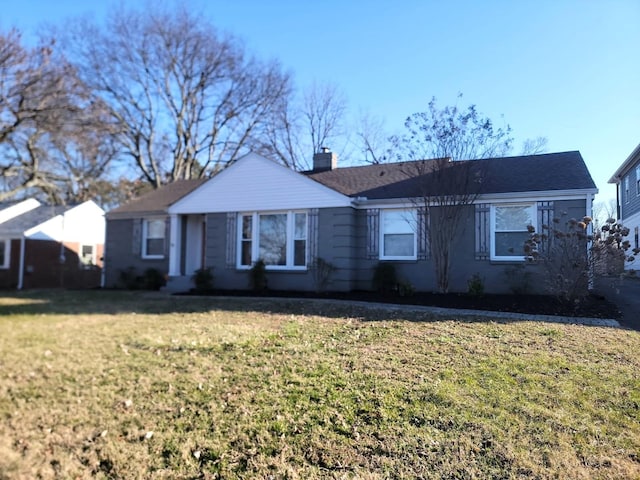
[17,235,25,290]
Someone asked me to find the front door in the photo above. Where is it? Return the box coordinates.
[184,215,205,275]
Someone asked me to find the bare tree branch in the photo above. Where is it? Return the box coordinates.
[59,6,292,186]
[0,29,119,204]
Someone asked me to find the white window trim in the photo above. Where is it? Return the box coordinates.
[379,208,418,261]
[490,203,536,261]
[625,177,630,203]
[636,166,640,196]
[0,238,10,269]
[236,211,308,270]
[142,218,166,259]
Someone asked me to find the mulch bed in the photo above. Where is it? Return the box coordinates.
[181,289,621,319]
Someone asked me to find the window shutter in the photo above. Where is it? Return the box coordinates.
[475,204,490,260]
[308,209,319,264]
[164,217,171,256]
[132,219,142,256]
[366,209,379,259]
[417,207,430,260]
[226,213,237,268]
[537,201,554,253]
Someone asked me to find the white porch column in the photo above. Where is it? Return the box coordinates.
[168,214,181,276]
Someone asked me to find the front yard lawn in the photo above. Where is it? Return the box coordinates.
[0,290,638,479]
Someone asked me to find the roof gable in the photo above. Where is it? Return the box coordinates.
[169,153,352,214]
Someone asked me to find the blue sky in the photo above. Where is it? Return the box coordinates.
[3,0,638,203]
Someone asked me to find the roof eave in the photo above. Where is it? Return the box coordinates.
[106,209,168,220]
[352,188,598,208]
[609,143,640,184]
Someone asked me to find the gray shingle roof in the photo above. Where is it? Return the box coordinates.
[305,151,597,199]
[0,205,68,236]
[107,179,207,218]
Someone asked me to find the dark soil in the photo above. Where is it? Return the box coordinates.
[182,289,621,319]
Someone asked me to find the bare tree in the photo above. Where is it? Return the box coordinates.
[592,198,618,227]
[59,5,292,187]
[0,29,117,203]
[393,97,512,293]
[391,95,514,162]
[401,158,485,293]
[303,82,348,157]
[520,136,548,155]
[356,110,390,164]
[260,81,348,170]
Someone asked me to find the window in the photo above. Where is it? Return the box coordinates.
[625,177,630,203]
[142,219,165,259]
[79,244,95,268]
[490,204,535,260]
[636,167,640,195]
[238,211,307,269]
[0,239,9,269]
[380,209,417,260]
[635,227,639,251]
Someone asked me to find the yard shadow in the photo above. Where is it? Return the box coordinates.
[0,289,621,327]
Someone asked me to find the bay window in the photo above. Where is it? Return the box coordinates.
[380,209,417,260]
[490,204,535,260]
[238,211,307,269]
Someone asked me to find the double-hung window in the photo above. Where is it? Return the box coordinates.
[238,211,307,269]
[380,209,417,260]
[142,219,165,259]
[490,204,535,261]
[625,177,630,203]
[636,166,640,195]
[0,239,9,269]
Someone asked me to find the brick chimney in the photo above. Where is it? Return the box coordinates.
[312,147,337,172]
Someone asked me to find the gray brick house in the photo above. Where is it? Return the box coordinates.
[104,150,597,293]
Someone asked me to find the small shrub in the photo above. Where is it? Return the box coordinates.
[312,257,336,293]
[250,259,268,291]
[119,266,143,290]
[143,268,166,291]
[397,280,415,297]
[467,273,485,297]
[504,264,532,294]
[118,267,165,290]
[372,262,398,293]
[192,267,214,292]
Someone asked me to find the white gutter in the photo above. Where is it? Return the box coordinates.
[17,236,25,290]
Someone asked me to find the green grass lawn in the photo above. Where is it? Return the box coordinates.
[0,290,638,479]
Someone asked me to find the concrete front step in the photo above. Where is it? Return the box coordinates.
[163,275,193,293]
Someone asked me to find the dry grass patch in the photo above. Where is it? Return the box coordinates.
[0,290,638,479]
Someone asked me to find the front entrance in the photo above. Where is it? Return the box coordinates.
[182,215,205,275]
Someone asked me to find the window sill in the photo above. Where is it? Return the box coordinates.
[489,258,527,264]
[142,256,165,260]
[237,266,308,272]
[379,257,418,262]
